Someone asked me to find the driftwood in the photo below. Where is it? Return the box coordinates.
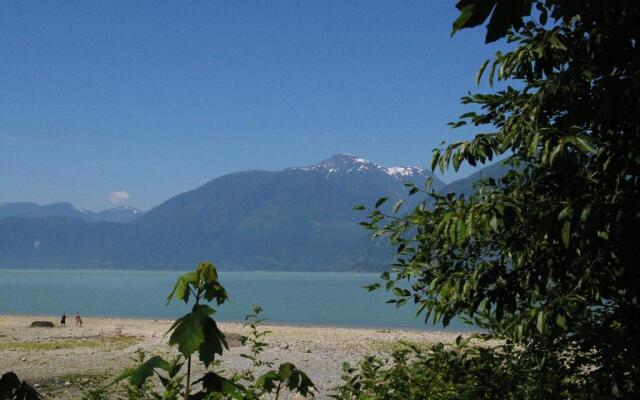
[29,321,54,328]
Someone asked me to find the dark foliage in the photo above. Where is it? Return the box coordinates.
[0,372,41,400]
[358,0,640,398]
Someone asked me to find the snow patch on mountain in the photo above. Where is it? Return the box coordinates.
[290,153,426,179]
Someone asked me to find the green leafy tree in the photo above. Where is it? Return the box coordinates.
[358,1,640,398]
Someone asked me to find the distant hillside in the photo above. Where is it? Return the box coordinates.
[93,206,144,223]
[129,154,443,270]
[0,202,143,223]
[0,154,507,271]
[439,162,513,196]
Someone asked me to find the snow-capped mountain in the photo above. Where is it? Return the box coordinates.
[291,153,435,182]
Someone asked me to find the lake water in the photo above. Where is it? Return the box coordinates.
[0,269,469,331]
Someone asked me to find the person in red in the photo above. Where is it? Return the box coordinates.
[74,312,83,327]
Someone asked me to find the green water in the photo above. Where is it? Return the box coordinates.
[0,269,470,331]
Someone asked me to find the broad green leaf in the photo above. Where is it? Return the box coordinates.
[167,271,197,304]
[112,356,170,388]
[452,0,496,37]
[255,371,279,392]
[196,371,236,393]
[452,4,476,36]
[202,281,228,305]
[485,0,513,43]
[167,304,214,358]
[197,262,219,284]
[278,362,294,381]
[199,316,228,367]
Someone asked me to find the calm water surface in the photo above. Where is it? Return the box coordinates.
[0,269,469,331]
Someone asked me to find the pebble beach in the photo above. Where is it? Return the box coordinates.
[0,315,461,399]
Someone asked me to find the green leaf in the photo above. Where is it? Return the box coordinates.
[392,199,404,213]
[197,371,238,394]
[375,197,388,209]
[580,205,591,223]
[489,215,498,231]
[199,317,228,367]
[485,0,513,43]
[364,283,381,292]
[167,271,197,304]
[112,356,171,388]
[549,143,563,164]
[452,4,476,36]
[476,59,490,85]
[528,133,540,156]
[573,135,596,153]
[167,304,214,358]
[201,281,228,305]
[278,362,293,381]
[558,206,573,221]
[556,314,567,330]
[453,153,463,171]
[536,310,546,334]
[452,0,496,37]
[277,363,315,395]
[561,220,571,248]
[255,371,279,392]
[430,150,440,171]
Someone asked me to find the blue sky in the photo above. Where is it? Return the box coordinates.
[0,1,504,211]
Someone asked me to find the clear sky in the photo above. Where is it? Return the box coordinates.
[0,1,504,211]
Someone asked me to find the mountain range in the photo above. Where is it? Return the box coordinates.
[0,203,143,223]
[0,154,506,271]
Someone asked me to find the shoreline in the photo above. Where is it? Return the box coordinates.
[0,267,384,274]
[1,314,463,399]
[0,312,458,333]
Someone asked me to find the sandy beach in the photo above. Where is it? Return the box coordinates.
[0,314,461,399]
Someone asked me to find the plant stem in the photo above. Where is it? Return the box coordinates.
[185,355,191,400]
[185,291,199,400]
[274,381,282,400]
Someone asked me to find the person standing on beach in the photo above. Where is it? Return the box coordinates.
[60,313,66,327]
[74,312,82,327]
